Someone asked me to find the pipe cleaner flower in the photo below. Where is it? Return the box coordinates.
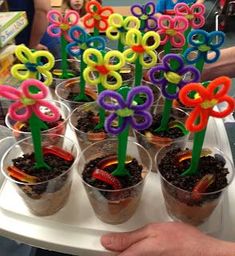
[130,2,158,31]
[47,10,79,42]
[11,45,55,86]
[149,54,200,100]
[0,79,60,122]
[83,0,113,31]
[98,86,154,135]
[66,26,105,57]
[179,76,235,132]
[123,29,160,69]
[158,15,188,48]
[174,3,205,29]
[83,48,125,90]
[183,29,225,64]
[106,14,140,44]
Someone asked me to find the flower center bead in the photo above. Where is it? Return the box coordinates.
[164,71,182,84]
[118,27,126,32]
[25,62,39,72]
[93,14,101,20]
[60,23,69,31]
[140,14,148,20]
[80,43,87,50]
[166,29,176,36]
[132,44,145,53]
[185,14,194,20]
[116,107,134,117]
[201,99,218,109]
[20,97,36,106]
[198,44,211,52]
[95,65,109,75]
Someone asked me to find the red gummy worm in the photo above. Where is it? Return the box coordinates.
[192,174,215,200]
[92,168,122,189]
[43,146,74,161]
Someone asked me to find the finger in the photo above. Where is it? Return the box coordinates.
[40,45,48,50]
[119,237,157,256]
[101,225,152,252]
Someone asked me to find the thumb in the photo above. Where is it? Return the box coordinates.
[101,225,150,252]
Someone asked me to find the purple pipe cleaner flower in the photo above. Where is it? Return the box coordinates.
[130,2,158,31]
[149,54,200,100]
[98,86,154,135]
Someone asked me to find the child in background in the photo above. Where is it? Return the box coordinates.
[62,0,102,17]
[156,0,204,17]
[62,0,86,17]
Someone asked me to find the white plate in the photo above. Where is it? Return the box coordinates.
[0,118,234,255]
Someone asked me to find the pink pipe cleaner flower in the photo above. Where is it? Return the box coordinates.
[158,15,189,48]
[47,10,79,42]
[0,79,60,122]
[174,3,205,29]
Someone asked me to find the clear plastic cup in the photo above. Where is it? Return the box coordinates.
[51,58,80,89]
[55,78,97,110]
[5,100,70,143]
[77,138,152,224]
[0,126,16,185]
[155,141,234,226]
[135,106,189,172]
[1,134,79,216]
[69,102,112,152]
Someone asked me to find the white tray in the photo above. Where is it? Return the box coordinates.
[0,118,234,256]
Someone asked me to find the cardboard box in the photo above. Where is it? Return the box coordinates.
[0,11,28,48]
[0,45,16,83]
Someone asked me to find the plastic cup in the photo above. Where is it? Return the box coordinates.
[135,106,189,172]
[51,58,80,90]
[158,48,197,63]
[141,80,162,108]
[69,102,112,152]
[114,63,134,87]
[1,134,79,216]
[0,126,16,185]
[155,141,234,226]
[55,78,97,110]
[77,138,152,224]
[5,100,70,143]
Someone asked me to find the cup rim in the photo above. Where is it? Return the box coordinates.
[55,63,134,103]
[135,106,190,139]
[51,58,80,82]
[69,102,108,136]
[77,138,152,192]
[0,133,79,186]
[140,79,161,93]
[155,142,235,195]
[5,99,71,135]
[55,77,97,105]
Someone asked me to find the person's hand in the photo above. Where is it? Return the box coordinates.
[30,43,48,51]
[101,222,230,256]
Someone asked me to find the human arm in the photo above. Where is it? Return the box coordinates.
[101,222,235,256]
[202,47,235,81]
[196,0,204,3]
[28,0,51,50]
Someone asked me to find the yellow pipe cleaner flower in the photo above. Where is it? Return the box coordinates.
[11,44,55,86]
[83,48,125,90]
[106,14,140,45]
[123,28,160,69]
